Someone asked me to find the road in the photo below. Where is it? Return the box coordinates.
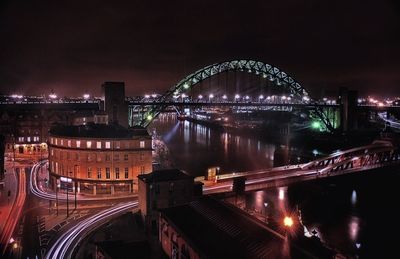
[0,167,26,256]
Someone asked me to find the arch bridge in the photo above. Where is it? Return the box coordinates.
[129,59,339,132]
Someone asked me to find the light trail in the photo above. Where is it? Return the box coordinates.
[0,168,26,255]
[45,201,138,259]
[30,160,136,201]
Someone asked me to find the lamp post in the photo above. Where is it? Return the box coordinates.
[263,202,269,223]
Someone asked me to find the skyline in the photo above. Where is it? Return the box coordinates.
[1,0,400,97]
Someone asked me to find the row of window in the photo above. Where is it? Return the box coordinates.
[17,136,40,143]
[50,149,146,162]
[50,137,146,149]
[51,161,146,179]
[87,167,130,179]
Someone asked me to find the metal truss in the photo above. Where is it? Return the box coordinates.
[134,60,309,127]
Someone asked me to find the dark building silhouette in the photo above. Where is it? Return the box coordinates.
[339,87,358,132]
[102,82,129,128]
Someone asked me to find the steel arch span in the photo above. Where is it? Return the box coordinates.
[134,59,311,127]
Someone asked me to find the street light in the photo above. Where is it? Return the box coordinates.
[263,202,269,223]
[283,216,294,228]
[235,94,240,101]
[209,94,214,102]
[222,94,227,100]
[198,94,203,100]
[83,93,90,99]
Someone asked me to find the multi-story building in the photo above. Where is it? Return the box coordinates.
[48,123,152,195]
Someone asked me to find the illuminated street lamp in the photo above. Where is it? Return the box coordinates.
[83,93,90,99]
[235,94,240,100]
[222,94,227,100]
[49,93,57,99]
[209,94,214,102]
[263,202,269,223]
[245,95,250,100]
[259,95,264,101]
[198,94,203,100]
[144,94,150,99]
[283,216,294,228]
[151,93,157,98]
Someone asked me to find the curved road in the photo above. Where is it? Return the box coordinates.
[45,201,138,259]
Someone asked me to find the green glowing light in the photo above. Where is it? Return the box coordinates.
[183,83,190,89]
[311,121,321,130]
[147,115,153,121]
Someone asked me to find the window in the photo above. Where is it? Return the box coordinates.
[124,154,128,161]
[27,137,31,142]
[115,168,120,179]
[115,141,120,149]
[68,140,71,147]
[106,154,111,161]
[76,140,81,148]
[51,149,54,156]
[97,168,102,179]
[96,141,101,149]
[60,139,64,145]
[140,166,145,174]
[114,154,119,161]
[105,142,111,149]
[86,141,92,148]
[140,141,145,148]
[55,138,58,145]
[87,167,92,178]
[106,168,110,179]
[125,168,129,179]
[33,136,40,142]
[50,138,54,144]
[18,137,24,142]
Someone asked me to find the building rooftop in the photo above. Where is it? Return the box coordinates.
[138,169,193,183]
[49,123,150,139]
[160,197,319,259]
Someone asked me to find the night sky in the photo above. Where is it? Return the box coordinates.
[1,0,399,98]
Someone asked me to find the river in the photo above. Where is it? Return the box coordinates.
[150,113,400,258]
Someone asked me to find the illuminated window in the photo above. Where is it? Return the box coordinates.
[33,136,40,142]
[106,168,110,179]
[115,168,120,179]
[18,137,24,142]
[55,138,58,145]
[60,139,63,146]
[87,141,92,148]
[96,141,101,149]
[125,168,129,178]
[68,140,71,147]
[87,167,92,178]
[51,149,54,156]
[51,138,54,144]
[140,141,145,148]
[105,142,111,149]
[27,137,31,142]
[76,140,81,148]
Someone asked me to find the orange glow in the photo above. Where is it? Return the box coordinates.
[13,243,18,249]
[283,216,294,227]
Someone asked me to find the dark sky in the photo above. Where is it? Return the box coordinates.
[1,0,399,98]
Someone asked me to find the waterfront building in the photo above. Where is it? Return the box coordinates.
[48,123,152,195]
